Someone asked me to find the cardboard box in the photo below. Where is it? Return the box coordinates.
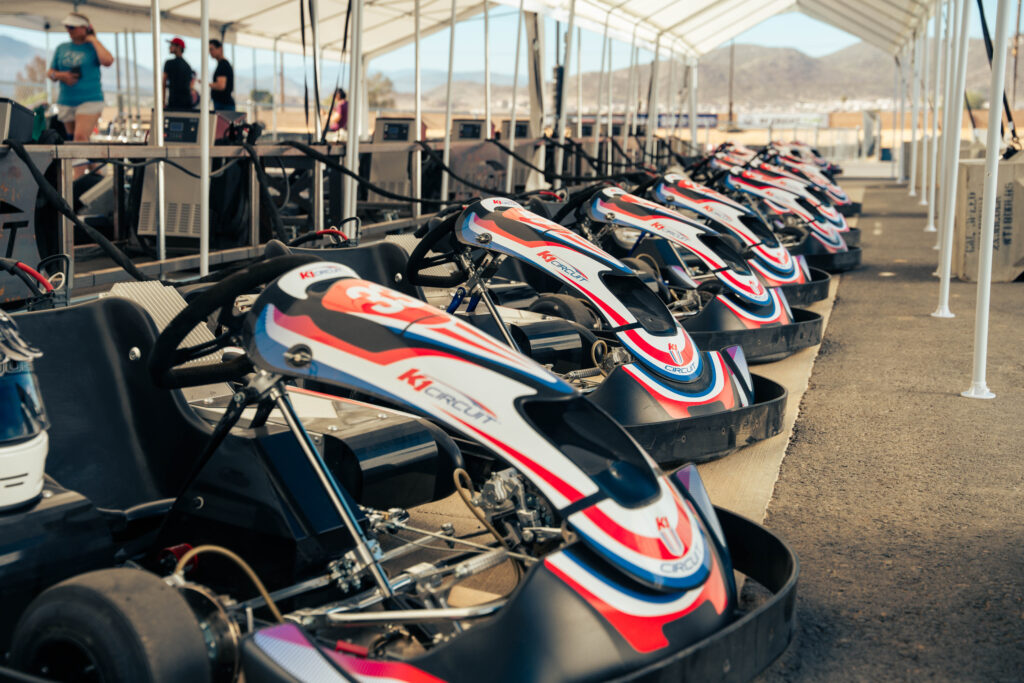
[952,157,1024,282]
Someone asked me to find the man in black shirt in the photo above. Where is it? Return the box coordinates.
[163,37,195,111]
[208,39,235,111]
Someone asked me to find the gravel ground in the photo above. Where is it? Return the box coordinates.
[759,181,1024,682]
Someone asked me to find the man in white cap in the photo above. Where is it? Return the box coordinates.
[46,12,114,151]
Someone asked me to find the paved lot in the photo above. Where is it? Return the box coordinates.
[760,179,1024,681]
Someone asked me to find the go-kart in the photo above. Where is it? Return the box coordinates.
[526,184,824,362]
[648,172,831,307]
[392,198,787,464]
[0,256,798,683]
[690,152,862,273]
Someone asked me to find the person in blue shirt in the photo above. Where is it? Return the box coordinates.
[46,13,114,145]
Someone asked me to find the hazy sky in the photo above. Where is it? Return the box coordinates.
[0,2,1006,83]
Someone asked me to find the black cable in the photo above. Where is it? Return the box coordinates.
[240,141,289,242]
[5,139,154,281]
[102,156,242,179]
[485,138,547,175]
[271,156,292,208]
[413,141,500,195]
[281,140,448,205]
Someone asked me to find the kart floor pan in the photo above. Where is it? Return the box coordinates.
[622,375,787,467]
[840,227,861,247]
[780,267,831,307]
[685,308,824,364]
[801,246,862,273]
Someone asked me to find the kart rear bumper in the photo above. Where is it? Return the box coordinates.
[779,267,830,307]
[621,374,786,466]
[686,308,823,364]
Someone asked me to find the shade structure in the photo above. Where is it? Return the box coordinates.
[1,0,935,62]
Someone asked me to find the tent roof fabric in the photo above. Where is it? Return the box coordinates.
[0,0,935,61]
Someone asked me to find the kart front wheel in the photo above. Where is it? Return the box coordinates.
[10,568,211,683]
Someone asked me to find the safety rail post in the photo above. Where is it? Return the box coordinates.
[962,0,1013,399]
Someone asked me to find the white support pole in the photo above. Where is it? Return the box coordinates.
[272,39,279,141]
[605,32,613,164]
[898,47,907,182]
[645,35,661,161]
[963,0,1013,399]
[926,1,945,230]
[688,61,698,149]
[150,0,166,261]
[250,46,257,122]
[575,27,582,140]
[934,0,972,318]
[310,0,325,232]
[504,0,525,194]
[553,0,576,189]
[595,17,609,150]
[199,0,210,276]
[919,20,930,204]
[114,32,123,122]
[131,33,141,123]
[666,51,676,142]
[624,29,638,146]
[414,0,423,212]
[891,58,898,178]
[935,0,957,246]
[44,27,54,105]
[909,32,920,196]
[344,0,364,222]
[440,0,458,202]
[484,0,492,139]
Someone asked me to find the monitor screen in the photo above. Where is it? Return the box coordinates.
[382,122,410,141]
[168,121,184,132]
[458,123,482,139]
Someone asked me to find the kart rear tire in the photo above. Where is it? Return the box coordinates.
[9,568,211,683]
[528,293,601,330]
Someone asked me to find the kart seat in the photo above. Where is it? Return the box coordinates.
[286,241,423,298]
[15,297,212,511]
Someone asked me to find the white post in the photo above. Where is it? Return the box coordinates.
[645,35,662,161]
[272,39,279,141]
[575,27,582,140]
[131,33,141,124]
[898,47,907,182]
[504,0,525,194]
[114,32,123,122]
[440,0,458,202]
[909,32,920,196]
[926,1,945,231]
[891,58,898,178]
[553,0,576,189]
[44,26,54,105]
[624,29,638,147]
[344,0,364,221]
[689,61,698,149]
[935,0,957,246]
[484,0,492,139]
[919,21,930,204]
[962,0,1013,399]
[150,0,167,261]
[414,0,423,212]
[596,17,609,150]
[199,0,210,276]
[310,0,324,232]
[251,46,257,123]
[666,51,676,144]
[605,34,614,167]
[934,0,971,318]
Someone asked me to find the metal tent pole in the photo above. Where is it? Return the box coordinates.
[919,20,931,205]
[666,50,676,144]
[605,32,614,167]
[891,58,898,179]
[484,1,492,139]
[310,0,325,233]
[504,0,525,194]
[114,33,123,122]
[926,0,945,231]
[689,61,698,149]
[199,0,210,276]
[344,0,364,223]
[963,0,1013,399]
[553,0,576,190]
[272,39,279,141]
[909,32,920,196]
[44,26,54,105]
[440,0,458,202]
[595,17,609,155]
[624,28,637,147]
[935,0,957,246]
[575,27,582,140]
[414,0,423,212]
[898,47,907,182]
[150,0,167,261]
[645,34,661,161]
[131,32,141,124]
[933,0,972,318]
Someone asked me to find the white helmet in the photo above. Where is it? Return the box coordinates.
[0,312,48,511]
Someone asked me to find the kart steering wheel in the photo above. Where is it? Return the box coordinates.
[149,255,319,389]
[405,211,470,288]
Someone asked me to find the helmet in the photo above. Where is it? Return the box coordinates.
[0,312,48,511]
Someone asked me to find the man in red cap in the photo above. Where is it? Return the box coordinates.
[163,37,196,111]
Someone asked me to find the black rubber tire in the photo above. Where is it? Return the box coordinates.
[10,568,211,683]
[528,293,602,330]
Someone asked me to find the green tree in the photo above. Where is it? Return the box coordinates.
[367,72,395,109]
